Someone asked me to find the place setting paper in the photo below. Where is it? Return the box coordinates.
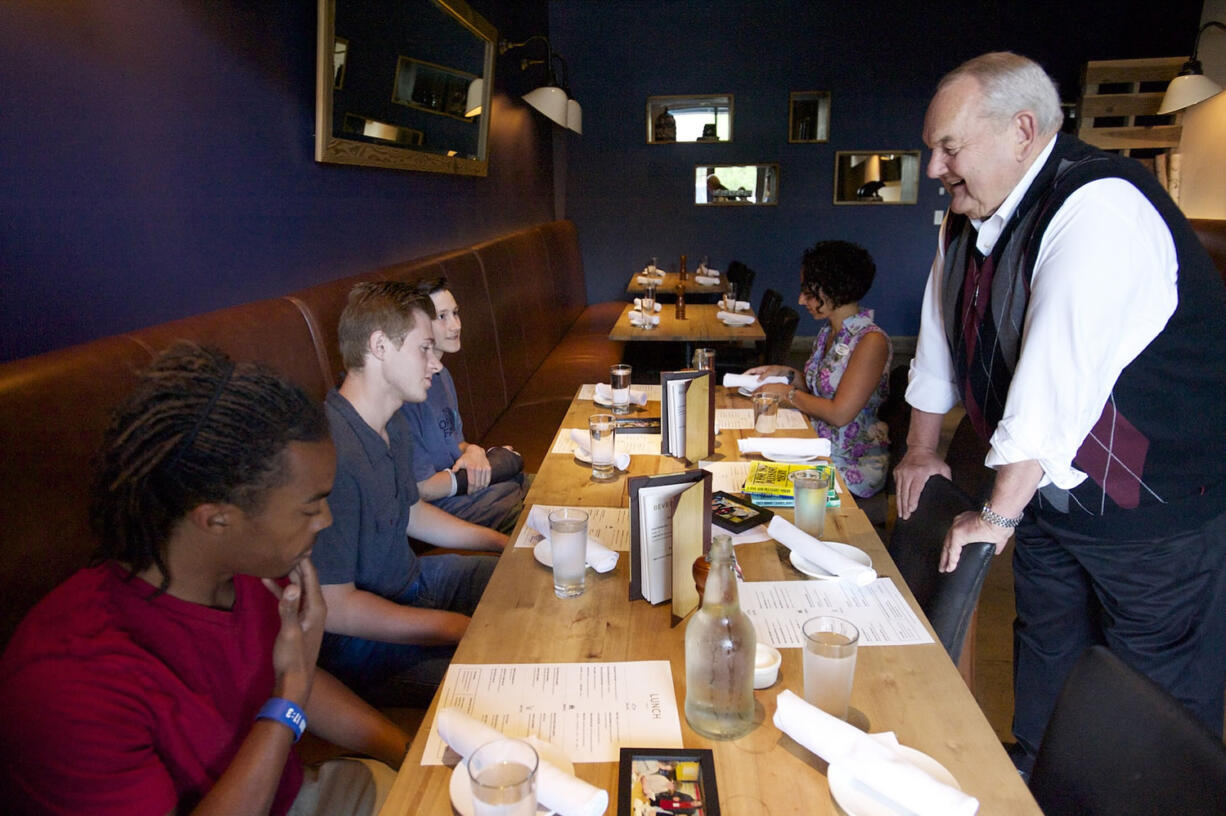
[715,407,810,430]
[577,383,663,402]
[550,427,664,456]
[514,504,632,553]
[422,661,683,765]
[740,578,935,648]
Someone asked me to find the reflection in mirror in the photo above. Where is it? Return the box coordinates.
[316,0,496,176]
[834,151,920,205]
[648,95,733,143]
[333,38,348,90]
[788,91,830,143]
[694,165,779,205]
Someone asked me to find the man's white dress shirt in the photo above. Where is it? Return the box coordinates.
[906,136,1178,489]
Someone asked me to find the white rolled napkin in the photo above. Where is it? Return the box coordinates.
[735,299,751,312]
[767,516,876,585]
[594,382,648,406]
[716,310,755,326]
[527,505,619,573]
[722,373,790,391]
[568,428,632,471]
[694,274,719,285]
[773,692,979,816]
[737,436,831,458]
[628,310,661,327]
[632,298,662,312]
[636,275,653,285]
[436,708,610,816]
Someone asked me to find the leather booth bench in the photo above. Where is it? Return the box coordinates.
[0,219,626,650]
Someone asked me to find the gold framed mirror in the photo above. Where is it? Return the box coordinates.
[647,94,733,143]
[695,164,779,205]
[834,151,921,204]
[316,0,496,176]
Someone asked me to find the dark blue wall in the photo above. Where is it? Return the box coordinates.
[0,0,552,361]
[551,0,1202,339]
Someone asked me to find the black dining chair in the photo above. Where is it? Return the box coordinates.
[725,261,756,303]
[887,475,994,670]
[756,288,783,334]
[761,306,799,365]
[1029,645,1226,816]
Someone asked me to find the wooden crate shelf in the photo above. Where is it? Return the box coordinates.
[1078,57,1186,153]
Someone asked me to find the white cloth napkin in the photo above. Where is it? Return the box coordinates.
[527,505,619,573]
[436,708,610,816]
[594,382,648,406]
[774,691,979,816]
[636,275,654,285]
[628,310,660,327]
[632,298,662,312]
[722,373,789,391]
[716,310,755,326]
[694,274,719,285]
[568,428,632,471]
[734,299,751,312]
[737,436,831,458]
[767,516,876,586]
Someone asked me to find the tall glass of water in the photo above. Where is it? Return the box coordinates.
[588,413,617,482]
[802,616,859,720]
[467,738,539,816]
[610,364,632,415]
[641,284,656,329]
[548,508,588,598]
[790,468,829,538]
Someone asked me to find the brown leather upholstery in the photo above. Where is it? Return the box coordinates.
[1189,219,1226,283]
[0,220,624,649]
[0,337,153,646]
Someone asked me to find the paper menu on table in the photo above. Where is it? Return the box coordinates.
[577,383,663,402]
[514,505,631,552]
[699,460,751,493]
[422,661,682,765]
[740,578,935,647]
[715,408,753,429]
[550,428,663,456]
[776,408,810,429]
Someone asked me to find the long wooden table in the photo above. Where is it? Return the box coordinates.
[378,388,1041,815]
[627,271,727,296]
[608,303,765,343]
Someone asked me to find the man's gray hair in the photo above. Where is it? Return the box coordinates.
[938,52,1064,134]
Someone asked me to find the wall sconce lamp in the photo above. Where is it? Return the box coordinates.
[500,35,582,134]
[1158,21,1226,114]
[465,78,484,118]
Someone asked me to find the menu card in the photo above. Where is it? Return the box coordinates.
[660,369,713,462]
[739,578,935,647]
[628,469,712,622]
[422,661,683,764]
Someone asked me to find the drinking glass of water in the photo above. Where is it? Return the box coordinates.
[789,468,829,538]
[548,508,588,599]
[802,616,859,721]
[610,364,632,415]
[588,413,617,482]
[467,738,539,816]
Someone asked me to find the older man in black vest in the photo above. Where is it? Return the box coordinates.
[895,51,1226,775]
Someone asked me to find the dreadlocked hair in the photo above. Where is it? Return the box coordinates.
[89,342,328,589]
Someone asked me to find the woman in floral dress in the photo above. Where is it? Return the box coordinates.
[747,240,892,497]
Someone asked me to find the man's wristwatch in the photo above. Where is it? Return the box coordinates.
[980,503,1023,529]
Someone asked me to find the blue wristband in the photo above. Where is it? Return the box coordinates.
[257,697,307,742]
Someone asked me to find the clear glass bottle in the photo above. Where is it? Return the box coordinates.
[684,534,756,739]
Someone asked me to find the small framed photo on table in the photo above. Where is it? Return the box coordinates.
[618,747,720,816]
